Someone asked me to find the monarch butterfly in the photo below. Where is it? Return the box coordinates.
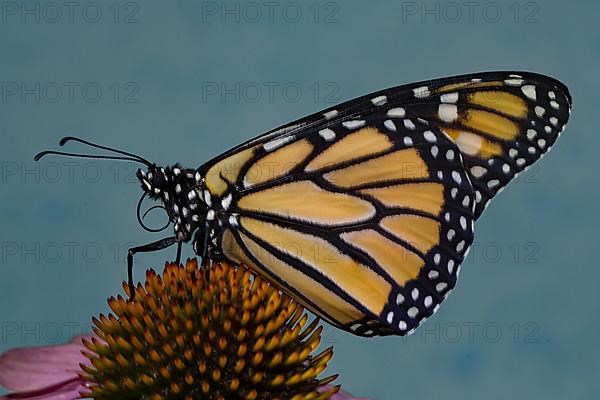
[36,71,572,337]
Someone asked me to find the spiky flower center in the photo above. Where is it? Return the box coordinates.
[80,259,339,400]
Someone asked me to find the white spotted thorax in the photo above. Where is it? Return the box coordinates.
[137,165,222,253]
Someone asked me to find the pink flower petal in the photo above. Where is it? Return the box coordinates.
[319,385,372,400]
[0,377,83,400]
[0,335,91,394]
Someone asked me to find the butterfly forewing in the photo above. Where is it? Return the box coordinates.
[397,73,572,217]
[202,72,571,218]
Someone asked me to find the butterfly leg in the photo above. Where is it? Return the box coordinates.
[201,221,210,263]
[175,241,182,265]
[127,236,177,300]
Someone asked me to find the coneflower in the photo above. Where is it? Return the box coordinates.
[0,259,371,400]
[80,258,338,400]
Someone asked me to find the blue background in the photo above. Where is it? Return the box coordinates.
[0,1,597,398]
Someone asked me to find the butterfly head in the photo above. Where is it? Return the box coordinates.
[137,165,205,241]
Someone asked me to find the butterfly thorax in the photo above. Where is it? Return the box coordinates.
[137,165,207,242]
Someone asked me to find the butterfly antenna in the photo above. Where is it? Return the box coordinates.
[34,136,153,167]
[33,150,148,164]
[59,136,153,166]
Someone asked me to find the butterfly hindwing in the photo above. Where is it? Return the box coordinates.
[209,114,475,336]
